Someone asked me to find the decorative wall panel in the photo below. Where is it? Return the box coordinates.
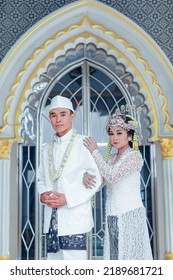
[0,0,172,64]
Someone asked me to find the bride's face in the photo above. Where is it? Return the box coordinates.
[109,126,130,152]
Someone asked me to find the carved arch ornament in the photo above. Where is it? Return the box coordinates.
[0,0,173,148]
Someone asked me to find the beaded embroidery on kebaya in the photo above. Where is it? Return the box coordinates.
[93,147,143,184]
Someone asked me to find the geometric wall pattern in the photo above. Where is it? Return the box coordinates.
[0,0,173,64]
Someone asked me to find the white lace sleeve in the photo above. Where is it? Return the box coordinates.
[92,149,143,184]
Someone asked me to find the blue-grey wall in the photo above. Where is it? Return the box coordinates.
[0,0,172,64]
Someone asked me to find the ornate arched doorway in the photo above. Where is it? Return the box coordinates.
[18,42,155,259]
[0,1,173,260]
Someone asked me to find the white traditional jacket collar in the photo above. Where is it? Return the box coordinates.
[53,128,73,143]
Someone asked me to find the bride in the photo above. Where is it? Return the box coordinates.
[83,112,153,260]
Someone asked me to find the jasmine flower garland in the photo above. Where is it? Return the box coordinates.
[104,141,112,162]
[49,129,77,182]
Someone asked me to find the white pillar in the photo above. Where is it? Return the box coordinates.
[162,159,173,257]
[160,138,173,260]
[0,159,10,259]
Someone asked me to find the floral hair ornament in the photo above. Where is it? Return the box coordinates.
[104,105,143,161]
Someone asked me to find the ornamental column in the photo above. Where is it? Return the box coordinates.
[0,139,12,260]
[160,138,173,260]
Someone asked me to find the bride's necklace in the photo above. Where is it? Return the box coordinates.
[49,128,77,182]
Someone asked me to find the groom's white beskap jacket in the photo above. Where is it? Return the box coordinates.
[37,130,102,236]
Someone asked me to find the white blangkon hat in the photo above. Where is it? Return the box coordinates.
[48,95,74,113]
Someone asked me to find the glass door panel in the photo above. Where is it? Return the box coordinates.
[38,61,154,259]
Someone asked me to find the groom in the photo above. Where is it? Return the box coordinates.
[37,95,102,260]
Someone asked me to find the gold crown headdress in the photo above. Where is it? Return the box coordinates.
[104,105,142,161]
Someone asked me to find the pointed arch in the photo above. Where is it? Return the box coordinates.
[0,0,173,142]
